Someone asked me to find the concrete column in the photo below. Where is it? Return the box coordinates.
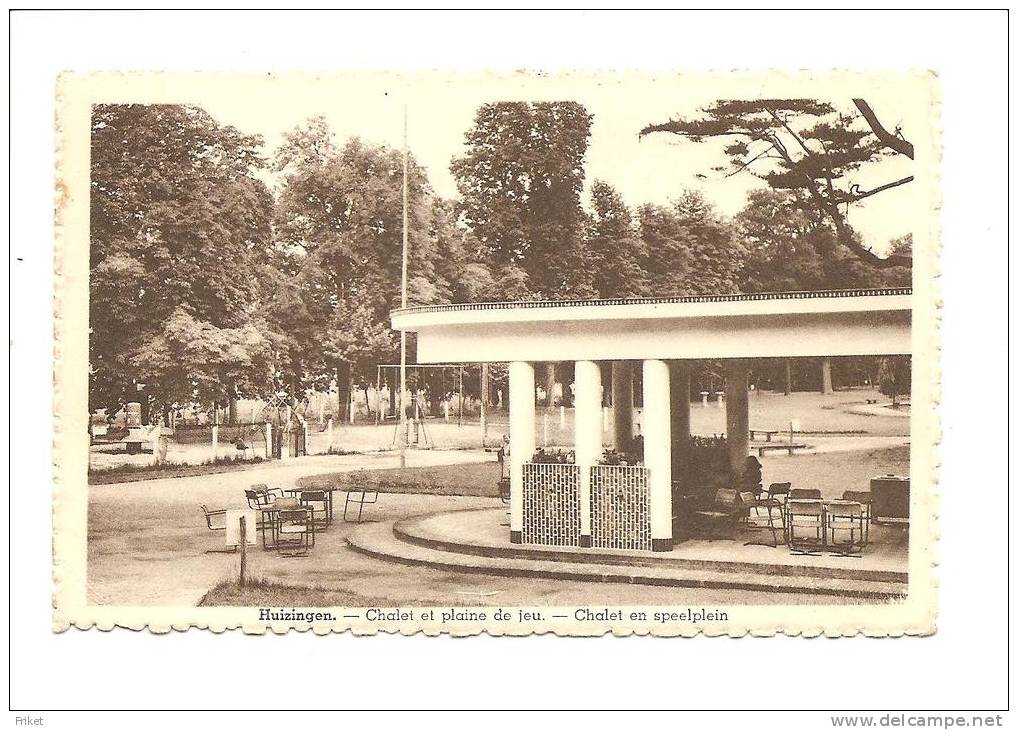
[574,360,603,548]
[668,361,691,487]
[643,359,673,551]
[724,359,750,482]
[508,361,536,544]
[610,361,634,453]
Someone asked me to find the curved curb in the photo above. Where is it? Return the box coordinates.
[393,509,909,585]
[347,521,907,601]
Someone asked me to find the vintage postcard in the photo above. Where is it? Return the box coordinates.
[53,70,939,635]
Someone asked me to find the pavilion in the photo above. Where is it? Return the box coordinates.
[390,288,911,552]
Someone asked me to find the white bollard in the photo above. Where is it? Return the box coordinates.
[717,391,725,408]
[211,424,219,461]
[701,391,709,408]
[150,424,162,465]
[264,423,272,459]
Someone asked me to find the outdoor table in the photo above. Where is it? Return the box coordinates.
[283,486,338,525]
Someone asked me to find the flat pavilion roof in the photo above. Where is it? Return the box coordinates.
[391,287,912,364]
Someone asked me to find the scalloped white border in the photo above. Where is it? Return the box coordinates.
[52,70,941,636]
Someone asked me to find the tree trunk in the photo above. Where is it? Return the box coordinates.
[783,359,792,396]
[819,357,834,395]
[336,362,352,421]
[543,362,557,408]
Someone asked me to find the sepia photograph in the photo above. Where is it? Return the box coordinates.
[53,69,938,635]
[9,6,1010,722]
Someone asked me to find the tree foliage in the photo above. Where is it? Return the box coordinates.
[90,104,274,416]
[585,181,648,298]
[641,98,914,269]
[451,102,594,298]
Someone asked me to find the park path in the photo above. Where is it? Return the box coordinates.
[87,439,908,607]
[86,449,493,606]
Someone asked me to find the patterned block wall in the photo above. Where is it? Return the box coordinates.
[590,465,652,550]
[522,462,581,546]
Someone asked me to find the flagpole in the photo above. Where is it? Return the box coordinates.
[399,105,409,468]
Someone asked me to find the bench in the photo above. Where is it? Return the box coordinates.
[755,443,809,457]
[749,428,781,442]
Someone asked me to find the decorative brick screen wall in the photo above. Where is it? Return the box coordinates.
[522,462,581,546]
[590,465,652,550]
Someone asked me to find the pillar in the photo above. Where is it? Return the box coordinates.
[610,361,634,453]
[508,361,536,544]
[783,359,792,396]
[643,359,673,551]
[668,361,691,486]
[724,359,750,482]
[820,357,834,395]
[264,423,272,459]
[574,361,603,548]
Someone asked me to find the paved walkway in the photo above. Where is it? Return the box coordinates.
[87,450,492,605]
[88,442,909,607]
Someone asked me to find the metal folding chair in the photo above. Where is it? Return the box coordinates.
[343,489,379,523]
[826,500,866,556]
[299,489,330,528]
[841,490,873,545]
[786,499,826,555]
[274,507,315,557]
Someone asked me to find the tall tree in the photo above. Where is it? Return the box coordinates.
[451,101,594,299]
[271,118,464,402]
[90,104,275,419]
[641,98,914,269]
[638,191,744,297]
[585,181,648,298]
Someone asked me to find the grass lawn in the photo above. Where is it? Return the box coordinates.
[198,578,451,608]
[87,455,272,485]
[296,460,502,497]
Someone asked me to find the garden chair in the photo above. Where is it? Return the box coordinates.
[753,482,791,534]
[201,505,243,554]
[200,505,227,532]
[496,447,511,504]
[274,507,315,557]
[789,488,822,501]
[741,488,784,548]
[692,488,744,540]
[343,489,379,523]
[786,499,826,555]
[299,489,330,528]
[842,490,873,545]
[827,500,866,556]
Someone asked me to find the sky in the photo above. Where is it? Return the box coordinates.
[187,71,923,255]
